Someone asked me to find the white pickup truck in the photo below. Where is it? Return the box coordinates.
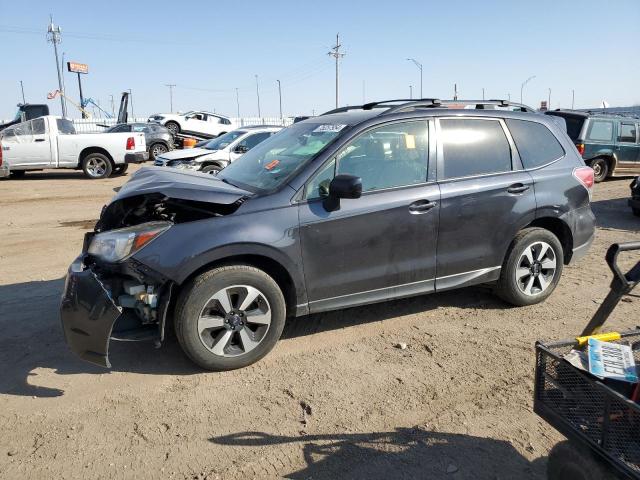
[0,116,148,179]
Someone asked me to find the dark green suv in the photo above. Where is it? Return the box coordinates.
[546,110,640,182]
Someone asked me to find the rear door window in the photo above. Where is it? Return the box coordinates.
[618,123,637,143]
[587,120,614,142]
[440,118,512,179]
[506,119,565,169]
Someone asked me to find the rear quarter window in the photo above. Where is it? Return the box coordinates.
[586,120,613,142]
[440,118,512,179]
[506,119,565,169]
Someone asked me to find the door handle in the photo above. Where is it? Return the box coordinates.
[35,139,45,142]
[409,199,438,213]
[507,183,530,194]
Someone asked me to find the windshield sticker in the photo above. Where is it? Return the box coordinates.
[264,159,280,170]
[312,124,346,133]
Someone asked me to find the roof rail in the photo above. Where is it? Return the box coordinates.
[320,98,536,117]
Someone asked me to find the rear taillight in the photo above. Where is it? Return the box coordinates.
[575,143,585,156]
[126,137,135,150]
[574,166,594,191]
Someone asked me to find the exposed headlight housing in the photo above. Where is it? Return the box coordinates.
[88,221,171,263]
[172,160,200,170]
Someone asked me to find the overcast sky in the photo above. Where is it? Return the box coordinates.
[1,0,638,119]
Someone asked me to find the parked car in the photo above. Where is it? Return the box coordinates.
[546,110,640,182]
[105,122,174,160]
[60,99,595,371]
[148,110,236,138]
[0,116,147,179]
[630,176,640,216]
[154,126,282,174]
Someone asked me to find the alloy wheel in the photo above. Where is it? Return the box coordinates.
[152,144,168,158]
[86,157,108,178]
[197,285,272,357]
[515,241,557,296]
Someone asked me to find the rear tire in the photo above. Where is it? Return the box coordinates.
[9,170,26,179]
[112,164,129,175]
[591,157,609,183]
[633,207,640,217]
[547,441,617,480]
[82,153,113,179]
[174,265,286,371]
[149,143,168,160]
[496,227,563,306]
[165,121,180,135]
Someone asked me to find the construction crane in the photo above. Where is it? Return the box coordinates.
[81,98,113,118]
[47,89,91,118]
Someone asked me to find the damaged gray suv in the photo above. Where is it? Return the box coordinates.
[61,99,596,371]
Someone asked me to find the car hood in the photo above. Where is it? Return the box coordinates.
[112,166,251,204]
[157,148,215,161]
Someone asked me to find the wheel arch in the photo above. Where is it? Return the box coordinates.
[78,147,114,168]
[176,251,302,318]
[525,216,573,264]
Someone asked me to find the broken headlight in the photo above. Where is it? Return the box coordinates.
[88,221,171,263]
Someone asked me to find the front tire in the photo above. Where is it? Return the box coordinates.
[82,153,113,179]
[174,265,286,371]
[591,157,609,183]
[165,121,180,135]
[633,207,640,217]
[201,164,222,175]
[496,227,563,306]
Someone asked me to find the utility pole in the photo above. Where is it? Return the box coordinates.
[482,87,485,100]
[47,15,66,117]
[454,83,458,101]
[406,58,423,98]
[109,95,115,117]
[520,75,536,105]
[508,93,511,102]
[165,84,176,112]
[409,85,413,99]
[548,88,551,110]
[328,33,346,108]
[61,52,68,114]
[19,81,26,103]
[276,80,283,120]
[572,89,575,109]
[255,75,261,118]
[235,88,240,118]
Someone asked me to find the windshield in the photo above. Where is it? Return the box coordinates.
[218,121,346,192]
[204,130,246,150]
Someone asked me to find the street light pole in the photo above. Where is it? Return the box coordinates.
[128,89,134,120]
[548,88,551,110]
[482,87,485,100]
[19,81,25,103]
[277,79,283,120]
[572,89,575,109]
[520,75,536,105]
[255,75,261,118]
[235,88,240,118]
[409,85,413,99]
[406,58,423,98]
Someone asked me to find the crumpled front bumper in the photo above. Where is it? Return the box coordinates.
[60,255,122,368]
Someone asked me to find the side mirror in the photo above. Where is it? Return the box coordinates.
[323,174,362,212]
[234,145,249,154]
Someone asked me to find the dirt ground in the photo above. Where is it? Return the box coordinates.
[0,166,638,480]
